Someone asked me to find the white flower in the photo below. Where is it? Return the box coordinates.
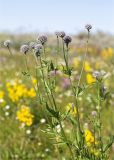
[5,105,10,110]
[84,123,88,129]
[40,118,46,124]
[0,99,4,103]
[26,129,31,135]
[5,112,9,116]
[45,148,50,152]
[56,123,64,133]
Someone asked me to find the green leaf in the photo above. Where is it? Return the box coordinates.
[103,135,114,152]
[46,103,59,119]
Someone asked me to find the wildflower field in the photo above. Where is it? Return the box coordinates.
[1,27,114,160]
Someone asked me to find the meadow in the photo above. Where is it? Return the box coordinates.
[0,26,114,160]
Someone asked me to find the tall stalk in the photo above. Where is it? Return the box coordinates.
[62,38,82,137]
[39,54,74,159]
[77,31,90,87]
[61,30,91,154]
[97,81,104,158]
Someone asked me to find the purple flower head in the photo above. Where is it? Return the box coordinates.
[20,44,29,54]
[63,36,72,47]
[59,31,66,38]
[55,31,60,37]
[34,44,43,57]
[37,35,47,45]
[61,77,70,89]
[85,24,92,32]
[91,111,97,117]
[49,70,61,76]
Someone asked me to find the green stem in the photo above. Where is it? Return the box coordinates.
[62,40,82,137]
[62,39,69,72]
[97,82,104,158]
[7,46,12,56]
[55,36,59,67]
[39,55,53,107]
[43,45,46,60]
[77,31,89,87]
[39,55,74,159]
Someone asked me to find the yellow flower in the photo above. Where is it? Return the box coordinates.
[32,78,37,85]
[16,105,34,126]
[108,47,113,58]
[90,148,100,157]
[27,88,36,98]
[86,73,96,84]
[101,47,113,59]
[85,129,95,146]
[66,103,77,117]
[6,80,36,103]
[58,65,63,71]
[0,91,4,99]
[55,86,61,92]
[72,58,80,68]
[84,61,92,72]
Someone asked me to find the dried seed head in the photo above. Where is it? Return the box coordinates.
[63,36,72,47]
[20,44,29,54]
[37,35,47,45]
[34,44,43,57]
[85,24,92,32]
[59,31,66,38]
[4,40,12,47]
[29,42,37,50]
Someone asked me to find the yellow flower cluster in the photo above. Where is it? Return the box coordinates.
[86,73,96,84]
[85,129,95,146]
[16,105,34,126]
[6,80,36,103]
[101,47,113,59]
[66,103,77,117]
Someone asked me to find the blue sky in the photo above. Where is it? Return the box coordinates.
[0,0,114,34]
